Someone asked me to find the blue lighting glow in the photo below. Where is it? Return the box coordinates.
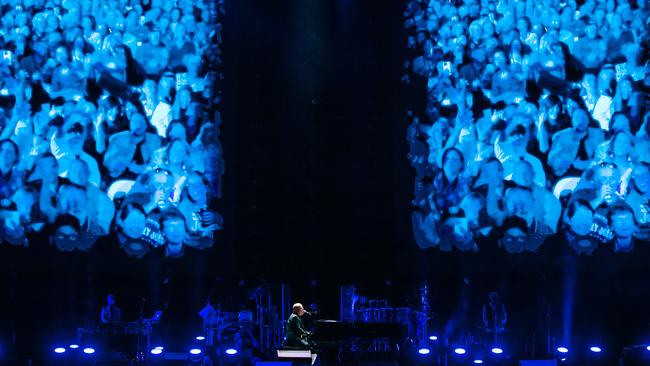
[225,348,238,355]
[474,360,484,364]
[454,347,467,355]
[195,336,206,341]
[491,347,503,354]
[154,346,164,350]
[69,344,79,349]
[646,345,650,351]
[83,347,95,354]
[151,348,163,355]
[54,347,66,354]
[429,335,438,341]
[189,349,202,355]
[418,348,431,355]
[557,347,569,353]
[590,346,602,353]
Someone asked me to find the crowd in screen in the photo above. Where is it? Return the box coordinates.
[0,0,224,257]
[404,0,650,254]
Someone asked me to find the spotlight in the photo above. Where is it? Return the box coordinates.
[646,345,650,351]
[150,347,165,363]
[54,347,66,354]
[557,346,569,354]
[188,348,202,363]
[473,360,484,364]
[429,335,438,341]
[225,348,238,355]
[418,348,431,355]
[491,347,503,354]
[195,336,206,341]
[454,347,467,355]
[69,344,79,349]
[83,347,95,354]
[590,346,602,353]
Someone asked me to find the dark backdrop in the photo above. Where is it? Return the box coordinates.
[1,0,650,361]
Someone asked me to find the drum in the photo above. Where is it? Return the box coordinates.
[363,308,380,323]
[394,307,411,324]
[238,310,253,323]
[380,308,394,323]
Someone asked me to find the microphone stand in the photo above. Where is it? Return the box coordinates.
[137,298,146,362]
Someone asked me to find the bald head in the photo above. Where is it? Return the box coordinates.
[292,303,305,315]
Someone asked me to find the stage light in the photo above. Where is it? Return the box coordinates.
[491,347,503,354]
[590,346,602,353]
[69,344,79,349]
[557,346,569,353]
[188,348,202,363]
[429,335,438,341]
[149,347,165,363]
[418,348,431,355]
[454,347,467,355]
[83,347,95,354]
[473,360,484,364]
[646,345,650,351]
[54,347,66,354]
[195,336,206,341]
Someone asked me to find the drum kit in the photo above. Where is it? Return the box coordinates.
[356,299,424,341]
[200,305,257,347]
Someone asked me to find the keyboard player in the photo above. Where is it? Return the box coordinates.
[100,293,122,323]
[284,303,311,349]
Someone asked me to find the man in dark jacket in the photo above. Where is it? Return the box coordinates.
[285,303,310,348]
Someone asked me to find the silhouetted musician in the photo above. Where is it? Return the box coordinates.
[482,291,507,343]
[101,294,122,323]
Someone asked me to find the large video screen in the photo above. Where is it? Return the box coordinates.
[0,0,224,257]
[405,0,649,254]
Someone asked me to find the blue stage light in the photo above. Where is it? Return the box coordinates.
[225,348,238,355]
[154,346,164,350]
[429,335,438,341]
[473,360,484,364]
[189,349,202,355]
[646,345,650,351]
[590,346,602,353]
[151,348,163,355]
[195,336,206,341]
[418,348,430,355]
[54,347,66,354]
[69,344,79,349]
[83,347,95,354]
[454,347,467,355]
[557,346,569,353]
[491,347,503,354]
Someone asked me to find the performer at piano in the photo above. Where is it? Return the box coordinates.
[284,303,311,348]
[482,291,507,334]
[100,294,122,323]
